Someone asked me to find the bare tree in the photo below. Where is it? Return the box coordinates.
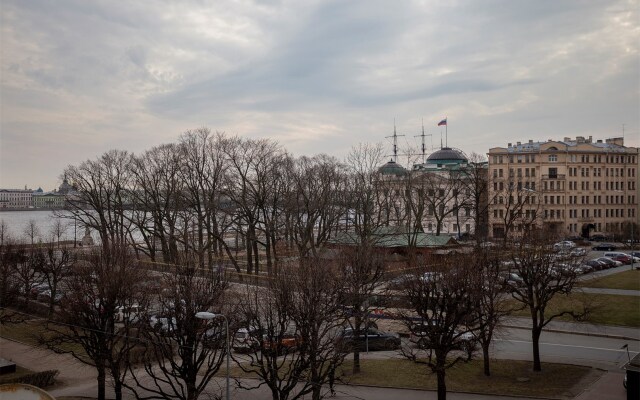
[401,254,483,400]
[63,149,135,249]
[45,245,150,400]
[491,181,541,244]
[508,238,588,371]
[337,245,385,375]
[472,248,516,376]
[23,219,41,246]
[0,241,21,309]
[11,247,39,309]
[286,154,347,258]
[129,259,228,400]
[235,258,346,400]
[459,152,490,240]
[37,245,75,316]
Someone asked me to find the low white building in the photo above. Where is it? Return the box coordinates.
[0,188,33,208]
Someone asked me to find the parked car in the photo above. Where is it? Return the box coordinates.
[553,263,580,277]
[37,289,65,304]
[554,241,576,251]
[585,259,606,271]
[596,257,622,268]
[592,243,617,251]
[630,251,640,259]
[335,327,401,352]
[577,263,594,274]
[262,332,302,355]
[603,252,633,265]
[499,272,524,288]
[150,315,176,334]
[30,283,50,299]
[115,304,142,323]
[569,248,587,257]
[386,274,416,290]
[232,327,260,353]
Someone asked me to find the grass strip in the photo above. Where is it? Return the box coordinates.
[580,269,640,291]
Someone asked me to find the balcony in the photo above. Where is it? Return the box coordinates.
[542,174,565,180]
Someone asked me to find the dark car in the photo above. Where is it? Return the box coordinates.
[585,259,606,271]
[595,257,621,268]
[386,274,416,290]
[335,327,401,352]
[592,243,617,251]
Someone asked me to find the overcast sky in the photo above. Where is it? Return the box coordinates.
[1,0,638,191]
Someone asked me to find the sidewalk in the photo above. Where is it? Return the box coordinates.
[501,317,640,341]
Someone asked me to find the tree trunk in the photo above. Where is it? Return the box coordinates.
[436,368,447,400]
[114,379,123,400]
[97,365,106,400]
[532,326,542,371]
[353,350,361,374]
[482,341,491,376]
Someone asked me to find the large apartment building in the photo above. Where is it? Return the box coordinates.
[487,136,639,239]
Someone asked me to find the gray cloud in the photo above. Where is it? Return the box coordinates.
[1,0,638,190]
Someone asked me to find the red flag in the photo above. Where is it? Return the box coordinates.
[438,118,447,126]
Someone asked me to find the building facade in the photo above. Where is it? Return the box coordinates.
[377,147,487,238]
[0,189,33,208]
[487,136,639,239]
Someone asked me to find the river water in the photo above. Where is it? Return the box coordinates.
[0,210,77,242]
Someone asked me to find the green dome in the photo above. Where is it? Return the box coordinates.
[378,159,408,176]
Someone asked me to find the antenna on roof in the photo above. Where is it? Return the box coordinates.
[414,119,432,164]
[386,119,405,162]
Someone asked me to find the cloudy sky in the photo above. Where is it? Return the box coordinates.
[1,0,638,191]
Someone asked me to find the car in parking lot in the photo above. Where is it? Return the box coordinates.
[595,257,622,268]
[554,241,576,251]
[592,243,617,251]
[232,327,260,353]
[603,252,633,265]
[569,248,587,257]
[584,259,606,271]
[335,327,401,351]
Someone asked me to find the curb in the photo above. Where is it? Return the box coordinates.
[502,324,640,342]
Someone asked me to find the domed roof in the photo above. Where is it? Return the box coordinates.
[378,159,408,176]
[426,147,467,164]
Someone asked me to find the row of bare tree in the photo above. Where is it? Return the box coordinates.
[61,128,494,275]
[1,230,588,400]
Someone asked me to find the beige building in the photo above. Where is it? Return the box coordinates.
[487,136,639,240]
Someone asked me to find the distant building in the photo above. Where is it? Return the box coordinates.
[32,190,67,209]
[377,147,488,238]
[31,179,75,209]
[0,188,33,208]
[487,136,639,239]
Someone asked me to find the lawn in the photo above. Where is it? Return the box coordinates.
[229,358,595,399]
[510,293,640,327]
[580,270,640,291]
[339,359,595,398]
[0,317,88,358]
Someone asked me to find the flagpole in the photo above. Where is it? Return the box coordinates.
[446,116,448,147]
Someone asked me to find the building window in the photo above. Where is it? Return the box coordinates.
[549,155,557,162]
[548,168,557,178]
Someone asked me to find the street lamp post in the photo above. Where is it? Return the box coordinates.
[195,311,230,400]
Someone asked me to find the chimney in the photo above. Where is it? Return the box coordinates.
[516,141,521,146]
[588,136,592,143]
[508,143,512,147]
[564,137,570,142]
[597,139,603,143]
[529,140,533,144]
